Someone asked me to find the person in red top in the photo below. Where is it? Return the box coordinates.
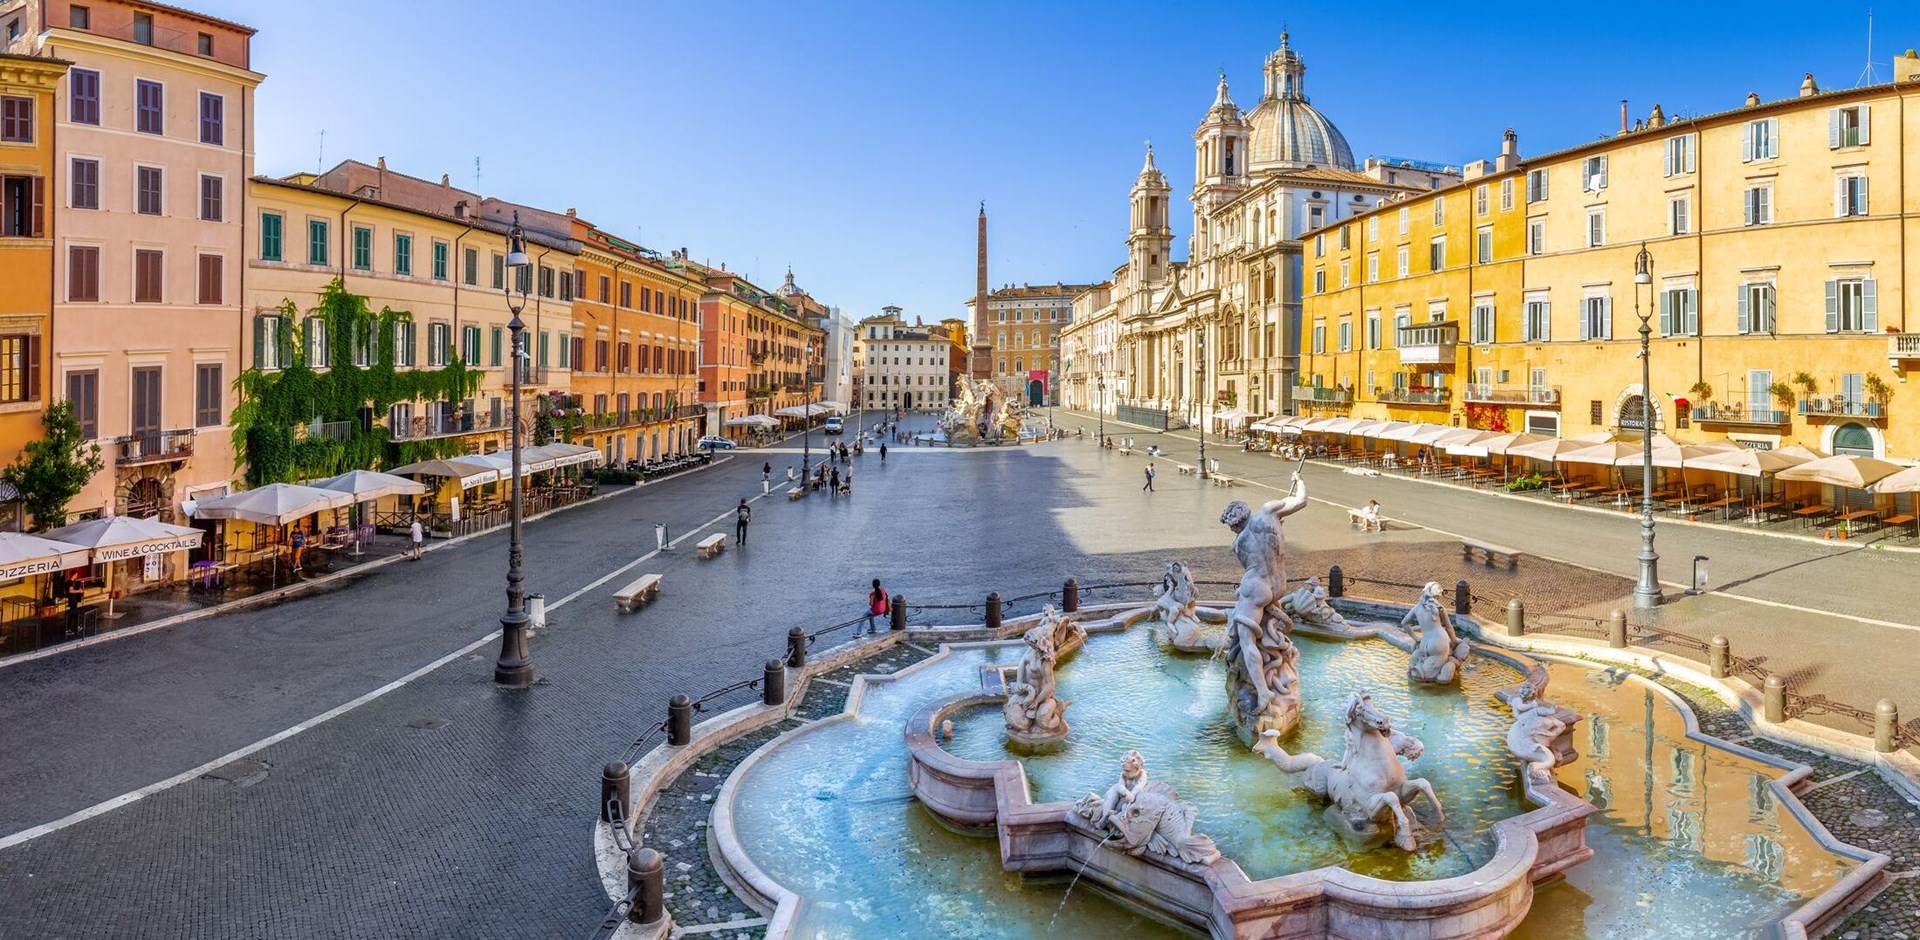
[863,579,889,636]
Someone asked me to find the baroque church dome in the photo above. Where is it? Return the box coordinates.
[1244,33,1355,171]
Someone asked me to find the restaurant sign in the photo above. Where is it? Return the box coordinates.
[95,533,203,563]
[0,553,88,580]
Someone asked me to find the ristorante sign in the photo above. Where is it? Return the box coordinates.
[0,553,87,581]
[95,533,203,563]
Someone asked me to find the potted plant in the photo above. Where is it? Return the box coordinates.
[1768,381,1795,419]
[1687,380,1713,402]
[1864,373,1891,417]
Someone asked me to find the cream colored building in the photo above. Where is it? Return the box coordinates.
[856,306,949,412]
[1301,53,1920,467]
[964,282,1090,405]
[6,0,262,522]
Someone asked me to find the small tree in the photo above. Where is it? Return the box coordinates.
[1,401,104,532]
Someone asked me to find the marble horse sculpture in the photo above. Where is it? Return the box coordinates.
[1402,581,1470,685]
[1219,472,1311,744]
[1072,751,1220,865]
[1003,619,1071,746]
[1154,561,1218,653]
[1251,690,1444,852]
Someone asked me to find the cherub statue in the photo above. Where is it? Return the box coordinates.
[1037,602,1085,655]
[1004,620,1071,744]
[1280,575,1348,633]
[1402,581,1470,685]
[1155,561,1217,652]
[1073,749,1149,829]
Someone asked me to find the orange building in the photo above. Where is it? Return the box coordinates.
[695,266,825,439]
[0,51,68,527]
[567,222,704,463]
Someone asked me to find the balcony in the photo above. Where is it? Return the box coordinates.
[389,410,511,441]
[1797,397,1885,420]
[1692,404,1789,427]
[1463,384,1560,407]
[116,429,195,467]
[1375,386,1451,406]
[297,419,356,443]
[1396,322,1459,366]
[1889,333,1920,365]
[1293,387,1352,410]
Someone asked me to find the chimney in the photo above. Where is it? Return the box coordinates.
[440,174,449,187]
[1617,100,1629,136]
[453,199,467,220]
[1648,103,1666,128]
[1495,128,1519,172]
[1799,72,1819,97]
[1898,50,1920,83]
[377,156,386,170]
[1745,91,1761,107]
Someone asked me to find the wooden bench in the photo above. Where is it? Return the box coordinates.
[1175,463,1198,475]
[1461,539,1523,569]
[786,487,805,501]
[695,534,727,558]
[614,573,662,612]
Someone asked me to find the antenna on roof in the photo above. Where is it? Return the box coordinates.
[316,129,324,173]
[474,157,482,190]
[1858,8,1884,86]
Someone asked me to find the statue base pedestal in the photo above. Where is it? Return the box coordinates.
[1323,806,1407,852]
[1230,698,1301,749]
[1006,725,1071,751]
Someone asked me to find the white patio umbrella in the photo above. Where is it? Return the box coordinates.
[1506,437,1600,461]
[191,483,354,526]
[1402,424,1458,446]
[1775,455,1905,489]
[0,531,90,581]
[1318,417,1364,435]
[1360,421,1414,439]
[1683,447,1813,477]
[388,457,501,489]
[772,406,810,418]
[525,442,602,468]
[45,515,205,618]
[1869,465,1920,494]
[1478,433,1551,456]
[463,451,555,477]
[313,469,427,502]
[1560,442,1647,466]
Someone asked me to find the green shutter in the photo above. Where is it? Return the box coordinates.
[253,315,266,368]
[1658,291,1672,336]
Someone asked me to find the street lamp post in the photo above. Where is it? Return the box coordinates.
[1195,334,1209,481]
[495,211,535,686]
[1632,243,1662,610]
[801,339,815,483]
[1097,373,1106,444]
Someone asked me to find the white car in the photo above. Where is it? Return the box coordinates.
[823,416,844,435]
[697,436,738,450]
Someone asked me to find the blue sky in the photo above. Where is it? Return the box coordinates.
[216,1,1917,324]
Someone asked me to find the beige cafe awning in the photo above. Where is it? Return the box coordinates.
[0,532,91,581]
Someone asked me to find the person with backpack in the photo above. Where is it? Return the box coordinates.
[864,579,889,635]
[1142,462,1156,492]
[734,498,752,546]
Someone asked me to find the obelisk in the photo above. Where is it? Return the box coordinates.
[971,202,992,381]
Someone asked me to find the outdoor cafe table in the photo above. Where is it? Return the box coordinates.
[1699,495,1743,519]
[1839,507,1884,531]
[1792,504,1835,527]
[1747,500,1783,524]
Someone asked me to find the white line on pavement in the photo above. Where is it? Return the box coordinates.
[0,479,781,849]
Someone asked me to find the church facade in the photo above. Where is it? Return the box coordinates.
[1062,34,1447,427]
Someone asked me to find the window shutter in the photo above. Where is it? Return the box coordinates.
[253,316,267,369]
[1762,288,1777,332]
[1857,175,1869,215]
[1859,105,1871,144]
[1658,290,1673,336]
[1603,297,1614,339]
[1830,109,1841,148]
[1663,143,1673,177]
[1835,177,1847,216]
[1824,280,1839,332]
[1736,287,1751,333]
[24,335,39,400]
[1741,123,1753,162]
[1864,278,1878,332]
[1685,291,1698,335]
[1578,301,1590,341]
[1743,190,1755,226]
[1685,136,1695,173]
[29,175,44,237]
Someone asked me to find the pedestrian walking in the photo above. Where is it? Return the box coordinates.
[829,466,841,495]
[1143,462,1156,492]
[408,517,425,560]
[763,461,772,483]
[864,578,888,635]
[879,442,888,462]
[290,523,307,573]
[735,498,752,546]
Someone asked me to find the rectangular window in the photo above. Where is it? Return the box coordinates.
[1366,253,1378,283]
[427,322,451,367]
[69,5,90,30]
[1339,225,1350,250]
[1475,184,1488,216]
[1748,370,1773,416]
[393,233,412,276]
[559,270,573,301]
[129,367,161,437]
[515,264,531,295]
[0,95,31,142]
[491,253,504,290]
[133,249,163,303]
[308,219,329,265]
[1664,134,1695,176]
[132,12,153,45]
[198,33,213,57]
[432,240,448,280]
[1668,195,1690,235]
[1836,174,1868,217]
[1313,233,1324,258]
[1579,296,1611,341]
[351,319,374,367]
[1500,178,1514,211]
[1831,105,1870,148]
[1527,219,1544,256]
[1743,118,1778,161]
[463,247,477,285]
[598,275,611,303]
[1523,300,1551,342]
[1337,321,1352,352]
[1365,312,1381,350]
[198,174,222,222]
[393,321,416,367]
[1428,236,1445,271]
[258,212,283,261]
[1312,269,1325,293]
[135,79,163,134]
[1659,287,1698,337]
[1586,208,1605,247]
[1339,260,1349,288]
[538,265,554,298]
[1397,207,1409,235]
[135,165,162,215]
[198,93,223,145]
[1432,198,1445,225]
[0,334,38,403]
[1582,156,1608,192]
[67,245,99,301]
[352,226,372,271]
[489,326,502,367]
[1737,283,1777,334]
[1366,217,1377,242]
[1825,278,1877,333]
[1743,184,1772,225]
[1526,168,1548,203]
[70,158,98,209]
[67,370,98,438]
[1311,322,1325,354]
[196,253,221,304]
[1475,227,1492,264]
[1470,303,1495,344]
[254,316,282,370]
[461,325,481,365]
[69,69,99,124]
[1395,245,1408,277]
[304,315,328,366]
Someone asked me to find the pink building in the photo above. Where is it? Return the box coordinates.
[6,0,262,523]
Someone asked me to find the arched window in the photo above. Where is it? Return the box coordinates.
[1015,357,1025,373]
[1834,423,1875,456]
[1014,331,1024,346]
[997,358,1007,372]
[997,331,1006,345]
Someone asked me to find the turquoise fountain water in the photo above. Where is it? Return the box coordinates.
[726,620,1859,938]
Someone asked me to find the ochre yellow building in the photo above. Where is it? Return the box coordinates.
[1303,55,1920,461]
[0,51,67,526]
[568,221,704,463]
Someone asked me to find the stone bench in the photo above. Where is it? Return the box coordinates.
[1209,474,1238,486]
[1461,539,1522,569]
[695,534,727,559]
[786,487,805,501]
[1348,508,1387,531]
[614,573,662,612]
[1175,463,1198,475]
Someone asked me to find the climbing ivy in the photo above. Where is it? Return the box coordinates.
[231,278,481,486]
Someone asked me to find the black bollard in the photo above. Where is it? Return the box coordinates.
[600,761,630,823]
[985,592,1002,631]
[1454,579,1471,616]
[667,694,692,746]
[1327,565,1344,598]
[891,594,907,631]
[787,626,807,669]
[627,847,665,924]
[763,659,786,707]
[1062,577,1080,613]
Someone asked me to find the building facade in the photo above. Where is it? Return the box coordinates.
[1301,54,1920,460]
[567,222,702,464]
[965,282,1090,406]
[856,307,950,412]
[0,50,66,528]
[697,267,825,437]
[1058,33,1432,429]
[9,0,262,522]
